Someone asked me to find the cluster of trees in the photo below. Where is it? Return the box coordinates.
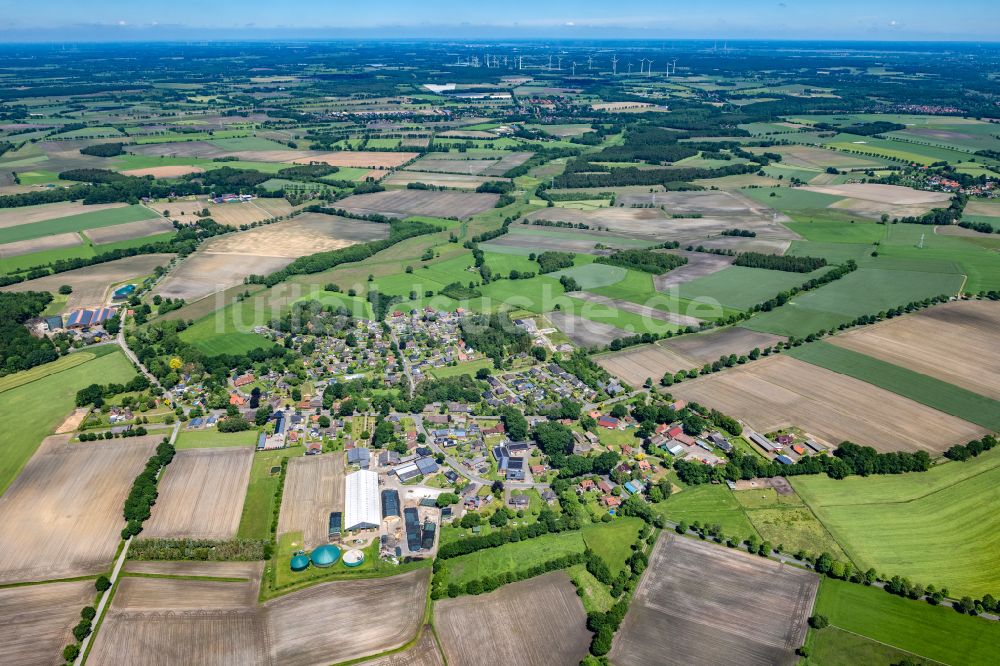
[553,161,757,189]
[591,126,699,164]
[0,291,58,376]
[958,220,996,234]
[276,163,339,180]
[944,435,997,461]
[459,312,531,366]
[896,193,967,226]
[815,120,906,136]
[733,252,827,273]
[595,249,688,274]
[674,441,932,486]
[79,142,126,157]
[475,180,515,194]
[535,251,575,273]
[440,281,482,300]
[499,407,529,440]
[128,538,269,561]
[437,509,576,559]
[75,375,151,407]
[721,228,757,237]
[121,437,176,538]
[528,218,591,229]
[412,375,483,407]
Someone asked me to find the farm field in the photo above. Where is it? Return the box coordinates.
[792,449,1000,597]
[1,253,173,310]
[678,265,831,311]
[546,310,631,348]
[83,217,176,244]
[653,249,734,291]
[358,628,444,666]
[671,354,985,453]
[742,268,964,338]
[434,571,590,666]
[659,326,787,365]
[0,204,158,245]
[810,577,1000,665]
[0,231,84,259]
[829,300,1000,401]
[383,171,505,189]
[0,579,96,666]
[653,484,762,540]
[291,150,418,168]
[595,344,693,386]
[0,201,128,230]
[733,487,849,560]
[0,435,159,583]
[336,190,500,218]
[610,534,818,666]
[804,626,933,666]
[237,446,305,540]
[277,453,345,550]
[0,348,137,496]
[437,530,585,587]
[786,342,1000,430]
[90,568,430,666]
[144,446,255,540]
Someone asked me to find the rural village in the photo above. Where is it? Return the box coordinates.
[0,28,998,666]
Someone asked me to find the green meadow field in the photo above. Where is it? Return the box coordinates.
[0,204,158,245]
[793,450,1000,597]
[0,348,137,495]
[810,577,1000,666]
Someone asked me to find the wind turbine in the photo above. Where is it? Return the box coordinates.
[671,59,678,75]
[647,60,654,76]
[611,55,619,76]
[627,61,633,75]
[556,56,563,71]
[548,54,553,70]
[588,55,593,70]
[571,61,577,76]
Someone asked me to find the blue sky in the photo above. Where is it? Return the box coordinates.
[0,0,996,41]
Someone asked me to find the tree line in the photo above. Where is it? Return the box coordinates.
[733,252,827,273]
[595,248,687,274]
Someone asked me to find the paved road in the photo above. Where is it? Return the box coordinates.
[117,327,162,391]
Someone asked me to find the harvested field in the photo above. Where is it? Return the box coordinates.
[121,165,205,178]
[654,250,734,290]
[204,201,276,227]
[671,354,986,453]
[125,560,263,579]
[90,568,429,666]
[547,311,630,347]
[596,345,694,386]
[84,217,175,244]
[145,447,254,540]
[153,251,291,301]
[481,152,533,176]
[203,214,388,258]
[277,453,345,549]
[569,292,702,327]
[610,534,818,666]
[265,569,430,666]
[754,145,887,170]
[830,300,1000,401]
[0,579,96,666]
[0,435,159,584]
[88,610,269,666]
[252,197,294,217]
[0,201,126,230]
[405,156,495,174]
[114,574,259,611]
[435,572,590,666]
[292,151,418,169]
[2,253,174,309]
[801,183,951,205]
[0,231,81,258]
[336,190,499,219]
[384,171,506,189]
[359,628,444,666]
[128,142,314,163]
[528,191,797,242]
[660,327,787,365]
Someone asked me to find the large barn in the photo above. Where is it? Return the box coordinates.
[344,469,381,531]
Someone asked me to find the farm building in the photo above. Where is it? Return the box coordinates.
[44,315,63,332]
[328,512,342,539]
[65,306,117,328]
[347,447,371,468]
[404,507,421,551]
[382,489,401,518]
[344,470,381,531]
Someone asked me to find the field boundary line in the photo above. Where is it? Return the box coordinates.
[830,624,950,666]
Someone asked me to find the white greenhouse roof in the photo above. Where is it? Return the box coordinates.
[345,469,381,530]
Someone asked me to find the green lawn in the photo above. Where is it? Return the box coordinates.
[549,263,627,289]
[792,450,1000,597]
[0,205,158,245]
[743,268,964,337]
[652,484,761,541]
[567,563,615,612]
[428,358,494,380]
[787,342,1000,430]
[174,428,260,450]
[581,517,644,576]
[812,577,1000,665]
[179,313,277,356]
[678,265,834,311]
[0,348,137,496]
[804,625,934,666]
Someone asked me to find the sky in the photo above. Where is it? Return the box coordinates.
[0,0,997,42]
